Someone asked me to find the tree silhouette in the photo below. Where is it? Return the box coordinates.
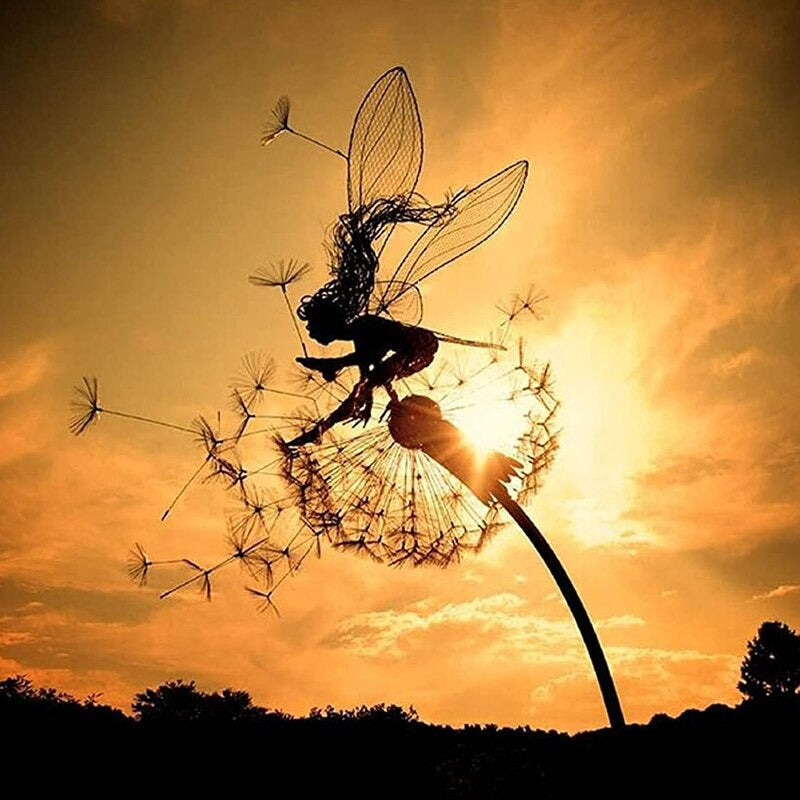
[132,679,281,725]
[738,620,800,701]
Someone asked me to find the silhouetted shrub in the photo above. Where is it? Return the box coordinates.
[0,674,130,736]
[132,678,285,726]
[738,620,800,701]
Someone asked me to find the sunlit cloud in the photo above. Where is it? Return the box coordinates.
[331,593,645,660]
[531,645,739,729]
[0,403,50,467]
[752,584,800,601]
[0,342,51,401]
[637,455,734,490]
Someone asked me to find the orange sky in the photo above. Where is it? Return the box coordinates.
[1,0,799,733]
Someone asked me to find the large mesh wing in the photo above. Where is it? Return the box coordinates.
[372,161,528,316]
[347,67,423,211]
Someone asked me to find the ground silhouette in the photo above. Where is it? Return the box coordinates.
[2,673,797,796]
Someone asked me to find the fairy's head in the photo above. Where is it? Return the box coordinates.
[297,289,350,345]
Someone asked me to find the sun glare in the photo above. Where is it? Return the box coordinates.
[450,395,531,465]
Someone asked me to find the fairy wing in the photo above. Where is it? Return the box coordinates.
[371,161,529,319]
[368,279,423,322]
[347,67,423,212]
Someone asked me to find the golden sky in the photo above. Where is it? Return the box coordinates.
[1,0,799,733]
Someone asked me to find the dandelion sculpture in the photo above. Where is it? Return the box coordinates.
[70,67,625,729]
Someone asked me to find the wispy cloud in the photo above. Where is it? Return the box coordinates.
[637,455,734,490]
[530,645,739,729]
[0,342,51,401]
[752,584,800,601]
[331,594,645,660]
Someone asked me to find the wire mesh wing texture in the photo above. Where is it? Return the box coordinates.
[347,66,424,211]
[372,161,528,316]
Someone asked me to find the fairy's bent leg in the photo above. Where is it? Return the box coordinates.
[287,379,371,446]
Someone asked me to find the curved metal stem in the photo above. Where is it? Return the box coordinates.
[494,487,626,729]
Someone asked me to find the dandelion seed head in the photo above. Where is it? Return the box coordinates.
[114,303,556,608]
[281,339,558,569]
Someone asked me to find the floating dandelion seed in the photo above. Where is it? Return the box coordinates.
[260,96,291,145]
[230,352,276,409]
[497,286,548,324]
[158,415,230,522]
[199,571,212,601]
[249,259,310,289]
[127,542,210,588]
[127,542,152,586]
[229,390,255,444]
[260,94,347,159]
[69,376,196,438]
[249,261,311,357]
[245,586,281,617]
[192,414,227,460]
[69,376,101,435]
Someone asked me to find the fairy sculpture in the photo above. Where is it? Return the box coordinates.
[71,66,625,729]
[264,68,528,446]
[260,67,624,727]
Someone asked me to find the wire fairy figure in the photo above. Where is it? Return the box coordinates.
[257,67,528,446]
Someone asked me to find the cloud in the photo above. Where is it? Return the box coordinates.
[598,615,646,630]
[0,342,51,401]
[328,593,738,731]
[0,580,155,624]
[623,278,800,550]
[530,644,739,729]
[711,347,762,377]
[332,593,530,658]
[0,403,50,467]
[331,593,645,660]
[752,584,800,601]
[0,630,33,647]
[637,455,734,489]
[0,343,57,467]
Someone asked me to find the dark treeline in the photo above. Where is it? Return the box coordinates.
[1,674,797,797]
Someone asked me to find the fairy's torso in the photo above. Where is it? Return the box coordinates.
[349,315,438,374]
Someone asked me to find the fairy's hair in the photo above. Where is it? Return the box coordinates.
[299,196,447,326]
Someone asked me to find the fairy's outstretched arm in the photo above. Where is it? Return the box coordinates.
[296,352,360,382]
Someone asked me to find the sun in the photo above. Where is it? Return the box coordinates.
[449,392,533,465]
